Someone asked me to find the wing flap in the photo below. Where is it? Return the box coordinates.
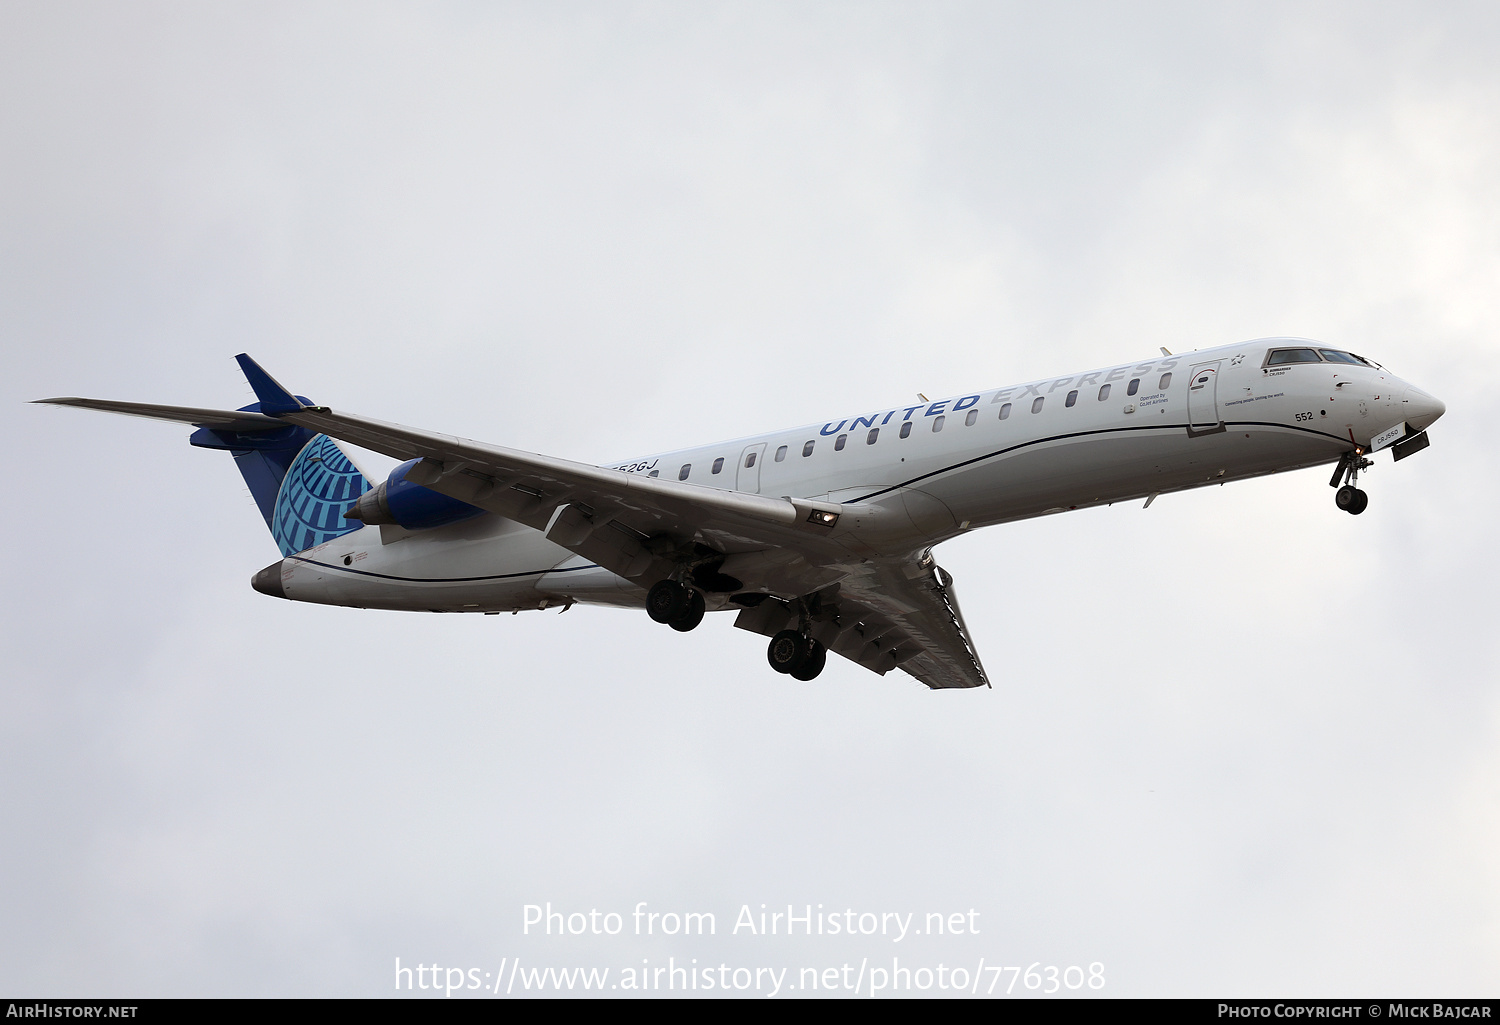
[734,556,990,690]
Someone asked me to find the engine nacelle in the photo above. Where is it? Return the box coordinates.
[344,459,485,530]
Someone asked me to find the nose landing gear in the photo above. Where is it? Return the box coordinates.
[1330,449,1372,515]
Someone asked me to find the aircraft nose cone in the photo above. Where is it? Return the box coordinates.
[1402,386,1446,432]
[251,560,287,599]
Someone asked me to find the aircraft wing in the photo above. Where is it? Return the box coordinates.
[40,356,990,691]
[35,397,282,433]
[291,396,993,690]
[839,560,989,690]
[732,555,990,690]
[36,391,851,586]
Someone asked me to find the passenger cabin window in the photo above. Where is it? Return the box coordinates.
[1031,397,1044,414]
[775,445,787,462]
[867,428,879,445]
[1065,390,1078,407]
[1265,347,1322,366]
[932,415,945,432]
[1098,383,1111,401]
[835,434,847,451]
[802,440,814,457]
[965,408,978,426]
[999,402,1012,420]
[1158,372,1172,390]
[900,421,912,439]
[649,469,659,477]
[679,464,691,480]
[744,452,756,468]
[712,457,724,474]
[1127,378,1140,396]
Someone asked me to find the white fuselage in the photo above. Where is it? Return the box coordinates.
[278,338,1443,614]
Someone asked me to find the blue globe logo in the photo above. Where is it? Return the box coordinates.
[272,434,371,556]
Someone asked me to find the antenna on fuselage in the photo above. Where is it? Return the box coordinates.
[1160,347,1172,356]
[917,393,929,402]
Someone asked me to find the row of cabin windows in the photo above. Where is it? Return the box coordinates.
[997,373,1172,419]
[674,372,1175,480]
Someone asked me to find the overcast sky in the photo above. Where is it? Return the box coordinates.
[3,1,1498,998]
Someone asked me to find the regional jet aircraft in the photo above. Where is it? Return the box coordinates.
[37,338,1443,689]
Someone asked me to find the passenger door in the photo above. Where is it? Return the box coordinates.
[1187,361,1225,436]
[736,443,767,493]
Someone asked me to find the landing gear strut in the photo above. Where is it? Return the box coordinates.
[671,589,705,632]
[790,641,827,681]
[1330,449,1372,515]
[647,579,706,632]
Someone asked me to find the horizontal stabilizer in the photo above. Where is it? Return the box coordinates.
[33,397,283,432]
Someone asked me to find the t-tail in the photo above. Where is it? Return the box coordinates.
[35,355,373,558]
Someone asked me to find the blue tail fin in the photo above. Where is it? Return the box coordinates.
[191,413,373,556]
[189,358,373,555]
[233,352,306,415]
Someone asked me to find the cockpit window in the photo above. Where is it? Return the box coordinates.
[1319,349,1371,366]
[1265,347,1323,366]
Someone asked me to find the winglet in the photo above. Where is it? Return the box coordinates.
[235,353,307,416]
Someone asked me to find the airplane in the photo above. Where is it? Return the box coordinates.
[35,337,1444,690]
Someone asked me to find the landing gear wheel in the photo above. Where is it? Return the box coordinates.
[790,640,827,681]
[669,588,706,632]
[767,629,811,674]
[1335,485,1369,515]
[647,580,690,624]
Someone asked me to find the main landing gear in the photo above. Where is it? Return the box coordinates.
[1330,449,1372,515]
[766,629,828,681]
[646,579,829,681]
[646,579,705,632]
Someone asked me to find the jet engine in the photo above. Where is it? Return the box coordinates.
[344,459,485,530]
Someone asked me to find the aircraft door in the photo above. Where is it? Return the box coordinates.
[1187,360,1225,436]
[736,443,767,493]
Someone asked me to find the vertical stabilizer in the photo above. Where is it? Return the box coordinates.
[190,414,372,555]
